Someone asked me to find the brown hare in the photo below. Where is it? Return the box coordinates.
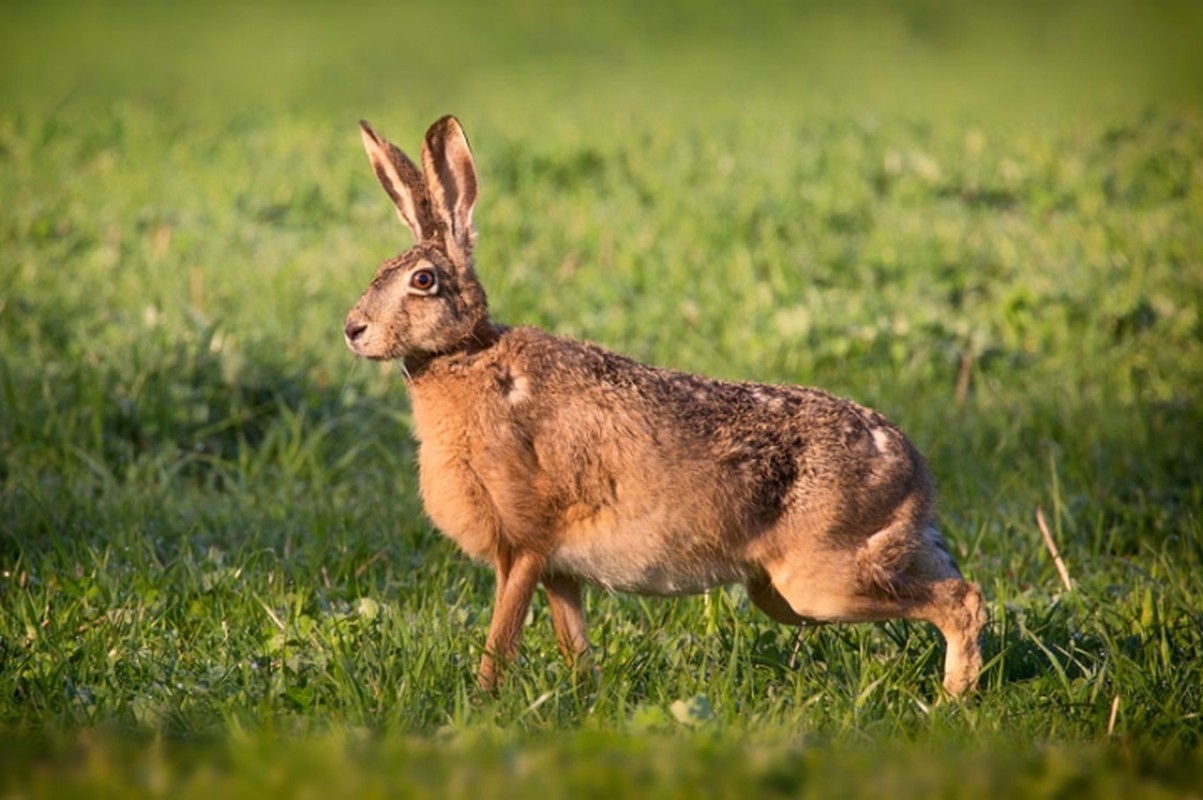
[344,116,985,697]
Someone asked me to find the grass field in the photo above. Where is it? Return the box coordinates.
[2,1,1203,796]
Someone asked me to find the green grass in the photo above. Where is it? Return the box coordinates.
[2,0,1203,796]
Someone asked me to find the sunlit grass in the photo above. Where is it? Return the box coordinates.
[2,0,1202,796]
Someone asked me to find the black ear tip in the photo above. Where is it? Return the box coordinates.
[359,119,377,138]
[426,115,464,141]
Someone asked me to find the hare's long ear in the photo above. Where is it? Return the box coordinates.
[421,115,479,266]
[359,120,436,243]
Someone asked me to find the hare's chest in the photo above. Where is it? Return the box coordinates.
[416,435,499,562]
[411,392,501,563]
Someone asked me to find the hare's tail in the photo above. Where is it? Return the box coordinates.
[855,522,919,598]
[855,516,962,598]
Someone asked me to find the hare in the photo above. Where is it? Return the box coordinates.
[344,116,985,697]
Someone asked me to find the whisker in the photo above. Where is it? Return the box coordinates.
[336,356,362,406]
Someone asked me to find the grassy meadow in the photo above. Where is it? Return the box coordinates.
[2,0,1202,796]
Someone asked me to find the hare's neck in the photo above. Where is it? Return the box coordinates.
[401,320,504,382]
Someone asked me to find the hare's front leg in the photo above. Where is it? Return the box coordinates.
[477,549,545,691]
[543,573,594,679]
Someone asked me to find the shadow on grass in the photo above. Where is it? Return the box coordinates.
[0,305,423,561]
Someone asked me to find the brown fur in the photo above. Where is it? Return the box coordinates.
[344,117,986,697]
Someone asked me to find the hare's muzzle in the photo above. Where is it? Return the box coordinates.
[344,319,368,345]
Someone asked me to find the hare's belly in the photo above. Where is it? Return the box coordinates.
[547,509,749,596]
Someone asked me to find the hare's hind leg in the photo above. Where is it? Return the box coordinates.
[762,522,985,697]
[764,567,984,696]
[866,521,986,696]
[883,523,986,697]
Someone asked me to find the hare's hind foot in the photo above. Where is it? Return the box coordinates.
[925,577,985,697]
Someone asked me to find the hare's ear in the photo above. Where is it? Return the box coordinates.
[421,115,479,265]
[359,120,436,243]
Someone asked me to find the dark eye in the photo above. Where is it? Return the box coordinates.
[409,268,438,293]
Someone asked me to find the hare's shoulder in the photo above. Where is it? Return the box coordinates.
[494,326,654,385]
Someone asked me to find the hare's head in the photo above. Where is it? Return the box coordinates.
[344,116,491,365]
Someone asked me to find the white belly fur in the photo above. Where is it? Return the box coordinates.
[547,508,750,596]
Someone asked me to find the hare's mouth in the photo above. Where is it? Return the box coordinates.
[344,319,385,359]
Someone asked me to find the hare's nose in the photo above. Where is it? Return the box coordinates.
[344,320,368,341]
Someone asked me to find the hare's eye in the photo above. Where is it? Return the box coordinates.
[409,269,438,294]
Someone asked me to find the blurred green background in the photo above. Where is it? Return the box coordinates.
[4,0,1202,123]
[2,1,1202,797]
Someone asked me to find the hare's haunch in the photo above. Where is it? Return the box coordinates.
[344,116,985,696]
